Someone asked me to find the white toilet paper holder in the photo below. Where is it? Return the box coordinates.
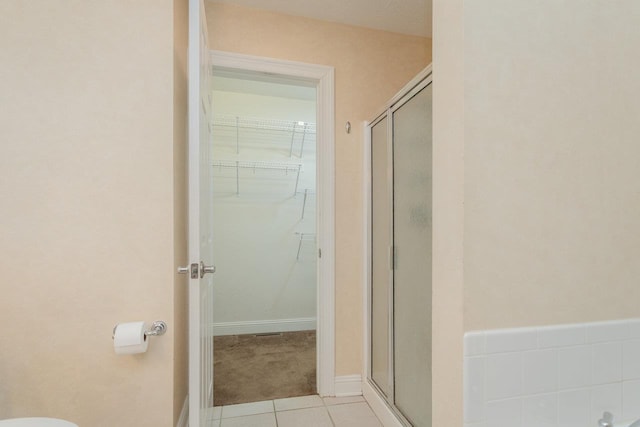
[112,321,167,339]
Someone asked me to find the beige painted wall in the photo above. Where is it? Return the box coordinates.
[431,0,464,425]
[173,0,189,424]
[0,1,187,425]
[433,1,640,424]
[205,1,431,376]
[463,0,640,332]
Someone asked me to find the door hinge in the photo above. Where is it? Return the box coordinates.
[318,248,322,259]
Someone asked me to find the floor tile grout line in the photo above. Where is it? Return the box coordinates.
[219,395,377,426]
[273,399,279,427]
[273,400,334,427]
[322,395,337,425]
[325,403,337,427]
[219,399,276,420]
[270,398,276,427]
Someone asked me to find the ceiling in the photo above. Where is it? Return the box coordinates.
[212,0,432,38]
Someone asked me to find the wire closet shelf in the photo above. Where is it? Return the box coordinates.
[212,114,317,158]
[211,160,304,196]
[212,114,317,134]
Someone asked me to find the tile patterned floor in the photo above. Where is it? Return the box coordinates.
[204,395,382,427]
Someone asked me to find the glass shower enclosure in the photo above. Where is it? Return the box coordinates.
[367,68,433,427]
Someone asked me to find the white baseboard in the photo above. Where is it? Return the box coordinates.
[176,395,188,427]
[212,317,316,336]
[334,374,362,397]
[363,380,404,427]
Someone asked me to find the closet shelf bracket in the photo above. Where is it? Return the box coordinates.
[295,232,316,261]
[298,188,317,220]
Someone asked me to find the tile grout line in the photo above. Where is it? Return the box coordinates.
[221,395,373,426]
[272,399,278,427]
[321,396,336,427]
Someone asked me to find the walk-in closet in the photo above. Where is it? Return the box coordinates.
[210,70,318,405]
[366,67,433,426]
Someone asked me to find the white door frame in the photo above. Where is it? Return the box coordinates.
[210,50,336,397]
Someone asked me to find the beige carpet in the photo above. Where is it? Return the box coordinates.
[213,330,316,406]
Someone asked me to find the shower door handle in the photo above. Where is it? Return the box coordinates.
[200,261,216,278]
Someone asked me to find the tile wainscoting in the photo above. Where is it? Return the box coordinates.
[464,318,640,427]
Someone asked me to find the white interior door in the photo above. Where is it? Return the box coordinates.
[188,0,214,425]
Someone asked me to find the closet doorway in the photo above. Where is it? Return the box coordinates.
[209,51,335,405]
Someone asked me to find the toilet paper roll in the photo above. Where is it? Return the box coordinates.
[113,321,149,355]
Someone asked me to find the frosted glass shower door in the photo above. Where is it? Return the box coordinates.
[392,83,432,426]
[370,116,392,398]
[367,68,432,426]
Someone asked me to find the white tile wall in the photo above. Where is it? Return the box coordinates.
[464,318,640,427]
[592,342,623,385]
[623,340,640,380]
[557,389,590,427]
[591,383,621,422]
[623,380,640,421]
[557,345,591,389]
[522,393,556,427]
[486,398,521,427]
[486,352,522,400]
[523,349,557,394]
[464,356,485,421]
